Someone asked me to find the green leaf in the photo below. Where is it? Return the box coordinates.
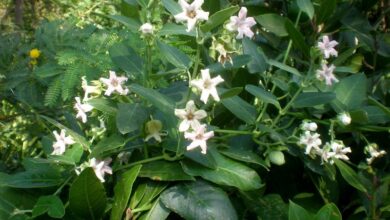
[162,0,181,15]
[32,195,65,218]
[142,199,170,220]
[240,192,288,220]
[0,187,36,220]
[160,181,238,220]
[139,161,195,181]
[158,23,196,36]
[293,92,336,108]
[267,59,301,76]
[182,148,262,191]
[90,134,126,159]
[220,87,243,99]
[49,144,84,165]
[220,146,268,170]
[221,95,257,124]
[200,6,239,32]
[184,149,217,169]
[242,38,268,74]
[87,98,117,116]
[285,19,310,57]
[108,15,140,31]
[289,200,311,220]
[334,160,367,192]
[245,85,280,109]
[0,168,63,188]
[256,14,288,37]
[130,181,168,209]
[111,165,142,220]
[333,74,367,110]
[116,103,148,134]
[315,203,342,220]
[69,168,107,220]
[297,0,314,19]
[109,43,143,76]
[315,0,336,24]
[157,41,192,69]
[129,84,175,115]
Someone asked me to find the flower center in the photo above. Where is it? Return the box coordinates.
[187,9,197,18]
[186,112,194,120]
[111,79,119,87]
[195,133,203,140]
[203,79,212,89]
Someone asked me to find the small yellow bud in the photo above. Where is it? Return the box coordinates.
[29,48,41,59]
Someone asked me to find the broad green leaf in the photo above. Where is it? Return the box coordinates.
[33,63,62,78]
[349,110,369,124]
[201,6,239,32]
[207,55,252,73]
[256,14,288,37]
[243,38,268,74]
[220,147,268,170]
[315,0,336,24]
[285,19,310,57]
[315,203,342,220]
[69,168,107,220]
[293,92,336,108]
[220,87,243,99]
[333,74,367,110]
[184,149,217,169]
[182,148,262,191]
[240,192,288,220]
[245,85,281,109]
[90,134,126,158]
[110,165,142,220]
[130,181,168,209]
[267,59,301,76]
[142,199,170,220]
[362,106,390,124]
[49,144,84,165]
[0,187,36,220]
[297,0,314,19]
[108,15,140,31]
[40,115,90,150]
[162,0,181,15]
[109,43,143,76]
[116,103,148,134]
[159,23,196,36]
[129,84,175,115]
[334,160,367,192]
[289,200,311,220]
[157,41,192,69]
[139,161,195,181]
[221,95,257,124]
[160,181,238,220]
[32,195,65,218]
[87,98,117,116]
[0,168,63,188]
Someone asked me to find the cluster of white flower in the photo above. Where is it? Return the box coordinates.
[297,121,352,164]
[316,36,339,86]
[365,143,386,165]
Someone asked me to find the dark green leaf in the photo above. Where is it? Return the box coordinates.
[108,15,140,31]
[0,187,36,220]
[267,59,301,76]
[289,200,311,220]
[315,0,336,24]
[293,92,336,108]
[142,199,170,220]
[297,0,314,19]
[139,161,195,181]
[90,134,126,158]
[157,41,192,69]
[285,19,310,57]
[131,181,168,209]
[220,87,243,99]
[160,181,238,220]
[245,85,281,109]
[110,43,143,76]
[201,6,239,32]
[87,98,117,116]
[221,96,257,124]
[69,168,107,220]
[158,24,196,36]
[243,38,268,74]
[334,160,367,192]
[256,14,288,37]
[315,203,342,220]
[32,195,65,218]
[162,0,181,15]
[116,103,148,134]
[0,168,63,188]
[333,74,367,110]
[111,165,142,220]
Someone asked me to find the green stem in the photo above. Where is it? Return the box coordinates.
[132,204,153,213]
[114,155,164,171]
[214,129,253,135]
[282,11,302,64]
[272,86,303,128]
[53,175,73,196]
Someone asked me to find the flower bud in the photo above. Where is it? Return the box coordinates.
[338,112,351,125]
[268,151,285,166]
[140,23,153,35]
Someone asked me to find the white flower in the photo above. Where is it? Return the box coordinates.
[365,144,386,164]
[190,69,224,103]
[317,36,338,59]
[100,71,129,96]
[322,140,351,164]
[338,112,351,125]
[174,0,209,32]
[52,129,75,155]
[226,7,256,39]
[74,97,93,123]
[316,64,338,86]
[144,120,165,143]
[184,124,214,154]
[82,76,100,101]
[89,158,113,182]
[215,44,233,65]
[300,121,318,131]
[298,131,322,155]
[140,23,153,34]
[174,100,207,132]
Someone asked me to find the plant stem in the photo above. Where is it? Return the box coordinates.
[53,175,73,196]
[214,129,253,135]
[271,86,303,128]
[114,155,164,171]
[282,11,302,64]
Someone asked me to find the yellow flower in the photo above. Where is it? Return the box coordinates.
[29,48,41,59]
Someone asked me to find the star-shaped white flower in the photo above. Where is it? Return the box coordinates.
[184,124,214,154]
[190,69,224,103]
[100,71,129,96]
[74,97,93,123]
[140,22,153,35]
[317,36,338,59]
[89,158,113,182]
[52,129,75,155]
[82,76,100,101]
[316,64,338,86]
[322,140,351,164]
[175,100,207,132]
[226,7,256,39]
[174,0,209,32]
[365,144,386,164]
[298,131,322,155]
